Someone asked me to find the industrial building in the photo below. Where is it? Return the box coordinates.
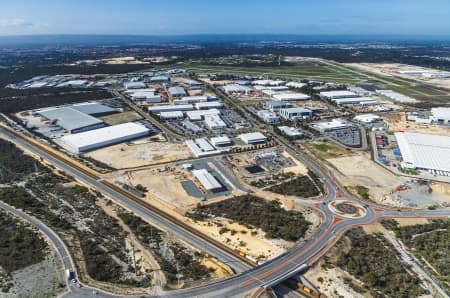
[128,90,162,103]
[186,109,221,121]
[279,107,312,121]
[70,102,118,117]
[310,118,353,132]
[239,132,267,144]
[319,90,358,99]
[125,81,147,89]
[38,107,107,134]
[60,122,151,153]
[182,121,204,133]
[204,114,227,129]
[186,138,225,157]
[168,86,187,97]
[252,79,285,86]
[222,84,252,94]
[159,111,184,120]
[192,169,223,193]
[265,101,290,112]
[173,96,209,105]
[430,107,450,124]
[148,104,194,114]
[395,132,450,173]
[149,76,170,83]
[183,79,205,90]
[354,114,380,123]
[195,102,223,110]
[57,80,92,88]
[278,126,304,139]
[210,136,232,147]
[286,82,306,89]
[331,97,377,105]
[376,90,419,103]
[257,110,280,123]
[273,93,310,101]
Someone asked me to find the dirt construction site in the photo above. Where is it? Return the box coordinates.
[383,113,450,135]
[85,135,193,169]
[101,149,322,262]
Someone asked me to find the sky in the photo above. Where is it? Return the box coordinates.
[1,0,450,36]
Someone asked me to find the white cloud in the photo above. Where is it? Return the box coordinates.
[0,18,36,28]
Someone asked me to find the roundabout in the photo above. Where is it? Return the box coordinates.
[328,199,367,219]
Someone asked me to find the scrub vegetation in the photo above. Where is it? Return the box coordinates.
[188,195,311,241]
[335,228,425,297]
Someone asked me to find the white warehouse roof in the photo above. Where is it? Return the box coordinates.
[148,104,193,114]
[354,114,380,123]
[431,107,450,121]
[286,82,307,89]
[61,122,150,153]
[239,132,267,144]
[125,82,147,89]
[210,136,232,146]
[273,93,310,101]
[395,132,450,172]
[332,97,377,105]
[222,84,252,94]
[186,109,220,121]
[160,111,184,120]
[319,90,358,99]
[195,102,223,109]
[192,169,222,191]
[376,90,419,103]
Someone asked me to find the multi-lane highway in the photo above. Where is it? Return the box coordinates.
[1,125,449,298]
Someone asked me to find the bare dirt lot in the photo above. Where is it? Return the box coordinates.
[85,137,193,169]
[327,152,408,201]
[190,219,285,261]
[99,110,143,125]
[383,113,450,135]
[304,141,355,161]
[280,151,308,175]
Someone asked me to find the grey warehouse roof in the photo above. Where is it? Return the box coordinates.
[70,102,116,115]
[38,107,104,131]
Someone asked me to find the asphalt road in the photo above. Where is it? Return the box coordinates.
[1,126,449,298]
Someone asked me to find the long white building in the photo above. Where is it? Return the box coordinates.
[319,90,358,99]
[273,93,310,101]
[61,122,150,153]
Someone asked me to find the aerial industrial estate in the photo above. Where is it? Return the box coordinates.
[0,7,450,298]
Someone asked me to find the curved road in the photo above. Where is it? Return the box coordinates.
[0,201,79,295]
[1,126,449,298]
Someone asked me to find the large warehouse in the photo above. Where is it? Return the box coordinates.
[273,93,310,101]
[395,132,450,173]
[60,122,151,153]
[38,107,107,133]
[319,90,358,99]
[70,102,118,117]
